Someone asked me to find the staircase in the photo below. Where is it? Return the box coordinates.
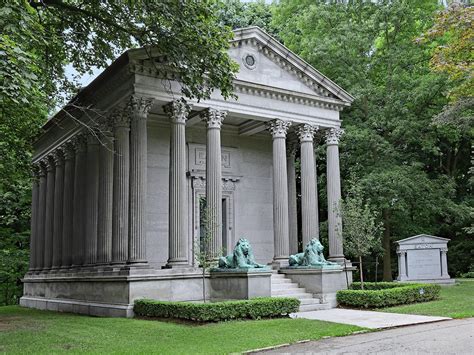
[271,270,331,312]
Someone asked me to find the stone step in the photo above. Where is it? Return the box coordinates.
[270,274,286,279]
[271,283,300,291]
[270,278,293,284]
[271,292,313,299]
[271,288,307,296]
[298,303,332,312]
[299,298,320,305]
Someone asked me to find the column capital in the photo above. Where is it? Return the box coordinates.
[325,127,344,145]
[32,162,41,178]
[297,124,318,142]
[86,133,100,146]
[440,248,448,253]
[71,133,88,152]
[129,96,154,118]
[42,155,55,172]
[63,142,76,160]
[267,119,292,139]
[52,149,65,167]
[164,99,192,124]
[397,250,407,256]
[201,108,226,129]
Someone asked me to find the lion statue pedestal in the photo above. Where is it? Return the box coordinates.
[280,238,353,307]
[210,238,271,301]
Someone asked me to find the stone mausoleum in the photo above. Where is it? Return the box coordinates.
[21,27,354,316]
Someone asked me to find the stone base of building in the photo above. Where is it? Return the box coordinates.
[280,266,353,307]
[397,277,456,285]
[209,268,272,301]
[20,267,213,318]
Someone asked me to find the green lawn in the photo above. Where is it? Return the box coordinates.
[0,306,363,354]
[380,279,474,318]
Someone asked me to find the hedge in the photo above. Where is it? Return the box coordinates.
[337,282,441,308]
[134,297,300,322]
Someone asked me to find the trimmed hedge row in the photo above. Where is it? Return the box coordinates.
[134,297,300,322]
[337,282,441,308]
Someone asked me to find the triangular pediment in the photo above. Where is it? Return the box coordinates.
[397,234,450,245]
[231,27,354,104]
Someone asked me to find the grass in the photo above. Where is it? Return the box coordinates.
[0,306,363,354]
[379,279,474,319]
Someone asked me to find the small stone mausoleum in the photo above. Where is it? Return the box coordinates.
[396,234,454,285]
[21,27,354,316]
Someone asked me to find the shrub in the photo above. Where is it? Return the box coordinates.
[134,297,300,322]
[460,271,474,278]
[337,282,441,308]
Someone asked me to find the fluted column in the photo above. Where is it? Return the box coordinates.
[201,108,226,258]
[61,143,75,268]
[297,124,319,246]
[397,250,407,280]
[112,109,130,264]
[267,119,292,267]
[43,156,55,270]
[97,130,114,265]
[129,97,154,264]
[287,142,298,255]
[51,150,64,270]
[326,128,344,261]
[36,162,47,271]
[85,135,100,265]
[29,165,40,271]
[72,135,87,267]
[165,100,192,267]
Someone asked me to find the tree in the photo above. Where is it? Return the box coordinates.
[341,184,382,289]
[273,0,471,280]
[0,0,238,305]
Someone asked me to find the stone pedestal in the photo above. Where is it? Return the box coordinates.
[210,269,272,301]
[280,267,351,307]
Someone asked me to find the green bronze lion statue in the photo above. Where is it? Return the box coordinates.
[289,238,339,267]
[218,238,266,269]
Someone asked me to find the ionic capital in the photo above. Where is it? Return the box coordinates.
[164,99,192,124]
[325,128,344,145]
[267,119,291,139]
[297,124,318,143]
[201,108,226,129]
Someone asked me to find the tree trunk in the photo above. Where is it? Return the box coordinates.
[382,209,393,281]
[359,255,364,290]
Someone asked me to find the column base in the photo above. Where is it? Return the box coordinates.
[163,261,190,269]
[328,256,346,265]
[271,258,289,269]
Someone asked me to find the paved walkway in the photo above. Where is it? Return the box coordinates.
[256,318,474,354]
[290,309,451,329]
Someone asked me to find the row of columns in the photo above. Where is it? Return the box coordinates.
[269,120,345,265]
[28,96,153,272]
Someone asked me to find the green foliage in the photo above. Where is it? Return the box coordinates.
[133,297,301,322]
[273,0,472,279]
[337,282,441,308]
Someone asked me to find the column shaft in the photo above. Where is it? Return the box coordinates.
[85,136,100,265]
[267,120,292,266]
[298,124,319,246]
[36,165,47,270]
[202,109,226,258]
[97,134,114,264]
[29,167,40,271]
[287,144,298,255]
[43,157,55,269]
[51,151,64,269]
[112,114,130,264]
[72,135,87,267]
[129,97,153,264]
[61,145,75,268]
[326,128,344,261]
[441,250,449,277]
[166,100,191,266]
